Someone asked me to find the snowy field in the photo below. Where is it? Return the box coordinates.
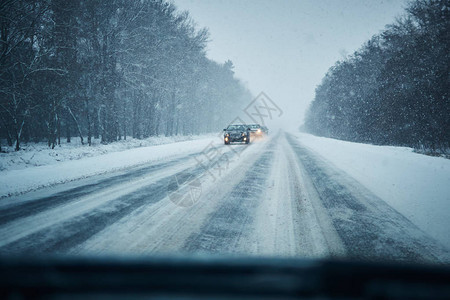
[292,132,450,250]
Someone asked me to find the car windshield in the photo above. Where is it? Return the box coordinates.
[227,125,246,131]
[0,0,448,272]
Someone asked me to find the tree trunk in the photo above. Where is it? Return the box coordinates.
[100,104,107,144]
[66,110,71,143]
[14,119,25,151]
[93,107,99,139]
[85,98,92,146]
[67,106,84,145]
[66,121,71,143]
[57,115,61,145]
[6,131,13,147]
[15,132,20,151]
[122,100,127,140]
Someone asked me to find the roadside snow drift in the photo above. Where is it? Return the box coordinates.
[0,135,213,172]
[292,132,450,249]
[0,136,218,198]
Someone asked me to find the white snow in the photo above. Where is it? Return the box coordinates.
[292,132,450,249]
[0,135,213,172]
[0,135,219,197]
[1,131,449,253]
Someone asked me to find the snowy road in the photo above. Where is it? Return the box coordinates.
[0,133,448,263]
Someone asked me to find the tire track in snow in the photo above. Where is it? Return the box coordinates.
[263,133,345,257]
[71,140,269,255]
[0,152,203,225]
[181,137,278,254]
[286,133,450,263]
[0,147,241,254]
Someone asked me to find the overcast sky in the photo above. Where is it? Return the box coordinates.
[173,0,407,130]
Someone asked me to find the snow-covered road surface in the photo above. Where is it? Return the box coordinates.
[0,133,448,263]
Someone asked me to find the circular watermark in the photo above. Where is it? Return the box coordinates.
[167,171,202,207]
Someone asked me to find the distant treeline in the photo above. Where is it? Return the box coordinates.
[305,0,449,151]
[0,0,252,151]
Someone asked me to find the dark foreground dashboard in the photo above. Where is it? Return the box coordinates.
[0,256,449,299]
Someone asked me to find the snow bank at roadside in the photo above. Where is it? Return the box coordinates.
[0,134,213,172]
[0,135,218,198]
[292,132,450,249]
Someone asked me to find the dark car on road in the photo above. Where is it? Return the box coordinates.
[223,124,250,144]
